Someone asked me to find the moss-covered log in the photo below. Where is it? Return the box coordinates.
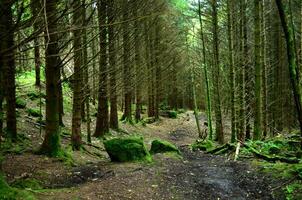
[243,143,300,164]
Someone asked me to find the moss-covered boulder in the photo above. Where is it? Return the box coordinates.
[191,140,214,151]
[167,110,177,119]
[104,137,151,162]
[16,98,27,109]
[150,139,180,155]
[27,108,42,118]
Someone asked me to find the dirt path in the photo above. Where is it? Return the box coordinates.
[3,112,282,199]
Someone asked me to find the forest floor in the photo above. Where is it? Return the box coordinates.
[1,110,286,200]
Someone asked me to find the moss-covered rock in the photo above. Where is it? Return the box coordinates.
[16,98,27,109]
[104,137,151,162]
[191,140,214,151]
[150,139,180,155]
[167,110,177,119]
[27,108,42,118]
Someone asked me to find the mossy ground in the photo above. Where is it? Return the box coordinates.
[0,174,36,200]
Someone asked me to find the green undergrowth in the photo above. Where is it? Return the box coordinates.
[27,108,42,118]
[254,161,302,200]
[16,70,45,86]
[16,98,27,109]
[191,140,214,151]
[1,134,31,155]
[0,174,36,200]
[27,92,46,100]
[150,139,181,155]
[242,136,301,158]
[104,136,152,162]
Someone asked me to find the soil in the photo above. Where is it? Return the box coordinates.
[2,112,284,200]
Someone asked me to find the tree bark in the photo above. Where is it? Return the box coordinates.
[226,0,236,142]
[121,0,132,121]
[39,0,62,156]
[254,0,262,140]
[95,0,109,137]
[31,0,41,87]
[275,0,302,149]
[108,0,118,130]
[1,0,17,141]
[198,0,213,140]
[211,0,224,144]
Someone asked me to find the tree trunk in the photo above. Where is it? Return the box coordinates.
[254,0,262,140]
[121,0,132,122]
[71,0,83,150]
[134,2,142,122]
[154,22,161,120]
[198,0,213,140]
[226,0,236,142]
[39,0,62,156]
[95,0,109,137]
[31,0,41,87]
[108,0,118,130]
[1,0,17,141]
[261,0,268,138]
[81,0,91,143]
[211,0,224,144]
[275,0,302,149]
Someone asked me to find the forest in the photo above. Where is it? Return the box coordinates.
[0,0,302,199]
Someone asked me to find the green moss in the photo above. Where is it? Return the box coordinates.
[150,139,181,155]
[27,92,45,100]
[16,98,27,109]
[27,108,42,118]
[11,178,42,190]
[167,110,177,119]
[104,137,152,162]
[143,117,156,124]
[191,140,214,151]
[0,174,36,200]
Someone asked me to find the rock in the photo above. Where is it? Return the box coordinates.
[150,139,181,155]
[104,137,151,162]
